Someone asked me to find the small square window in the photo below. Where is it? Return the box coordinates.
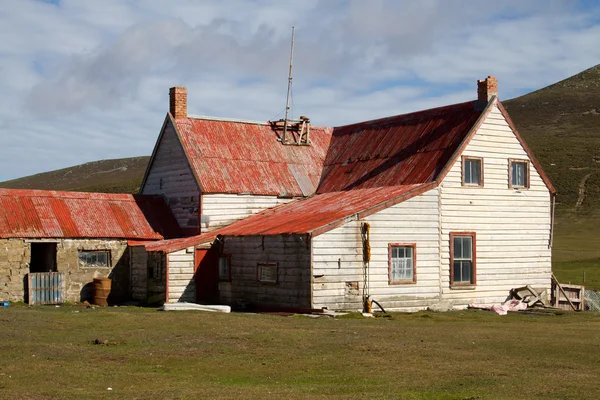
[388,244,416,284]
[78,250,110,268]
[462,156,483,187]
[509,159,529,189]
[219,255,231,281]
[257,262,277,283]
[147,252,165,281]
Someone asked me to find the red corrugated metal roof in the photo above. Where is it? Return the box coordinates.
[175,118,333,196]
[317,101,483,193]
[146,183,435,253]
[0,189,180,240]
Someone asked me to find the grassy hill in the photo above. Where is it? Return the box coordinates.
[503,64,600,212]
[0,156,149,194]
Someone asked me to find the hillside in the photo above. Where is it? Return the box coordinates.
[0,156,149,194]
[503,64,600,211]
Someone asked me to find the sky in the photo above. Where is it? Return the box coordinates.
[1,0,599,181]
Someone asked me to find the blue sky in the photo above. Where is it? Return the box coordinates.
[0,0,599,181]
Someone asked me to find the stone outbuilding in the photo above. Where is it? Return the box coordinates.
[0,189,179,304]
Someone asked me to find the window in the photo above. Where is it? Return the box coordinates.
[257,262,277,283]
[78,250,110,268]
[388,244,416,284]
[509,159,529,189]
[450,233,476,286]
[462,156,483,186]
[147,252,165,281]
[218,255,231,281]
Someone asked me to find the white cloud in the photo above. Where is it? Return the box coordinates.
[0,0,599,181]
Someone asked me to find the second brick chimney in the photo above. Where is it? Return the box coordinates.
[169,87,187,119]
[477,76,498,102]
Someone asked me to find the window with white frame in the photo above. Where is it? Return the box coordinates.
[509,159,529,189]
[218,255,231,281]
[451,233,476,286]
[257,262,277,283]
[462,156,483,186]
[388,244,416,284]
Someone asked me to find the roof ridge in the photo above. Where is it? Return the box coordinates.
[333,100,476,130]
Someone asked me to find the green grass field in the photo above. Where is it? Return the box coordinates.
[552,211,600,290]
[1,306,600,400]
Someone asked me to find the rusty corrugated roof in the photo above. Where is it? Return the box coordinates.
[145,183,435,253]
[0,189,180,240]
[174,118,333,196]
[317,101,483,193]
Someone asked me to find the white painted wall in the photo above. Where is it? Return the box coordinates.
[201,194,293,231]
[312,188,441,311]
[439,103,552,306]
[166,247,195,303]
[141,121,201,234]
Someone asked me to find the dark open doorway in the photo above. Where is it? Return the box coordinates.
[30,242,57,273]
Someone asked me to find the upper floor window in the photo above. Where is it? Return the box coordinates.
[509,159,530,189]
[388,244,416,284]
[462,156,483,187]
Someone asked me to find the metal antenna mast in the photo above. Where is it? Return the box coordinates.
[282,26,295,144]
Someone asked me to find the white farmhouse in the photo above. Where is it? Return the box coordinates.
[143,77,556,311]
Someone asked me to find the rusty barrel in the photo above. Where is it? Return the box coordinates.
[93,278,111,306]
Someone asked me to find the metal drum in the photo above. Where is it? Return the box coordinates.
[93,278,111,306]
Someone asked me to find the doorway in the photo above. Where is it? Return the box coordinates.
[194,248,219,304]
[30,242,57,273]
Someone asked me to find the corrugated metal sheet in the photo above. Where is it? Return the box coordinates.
[0,189,180,240]
[28,272,65,305]
[146,184,434,253]
[317,101,483,193]
[175,118,332,196]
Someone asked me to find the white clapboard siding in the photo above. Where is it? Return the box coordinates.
[439,104,552,306]
[220,235,311,308]
[141,121,201,233]
[201,194,293,231]
[166,248,195,303]
[311,188,441,311]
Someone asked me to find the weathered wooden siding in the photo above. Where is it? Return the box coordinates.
[311,189,441,311]
[201,194,293,231]
[439,104,552,306]
[130,246,148,302]
[219,235,311,308]
[141,120,201,234]
[166,248,195,303]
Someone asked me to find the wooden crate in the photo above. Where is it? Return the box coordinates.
[551,281,584,311]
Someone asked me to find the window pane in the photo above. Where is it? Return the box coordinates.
[390,246,414,282]
[453,260,462,282]
[463,237,472,260]
[454,237,462,259]
[465,159,481,185]
[471,160,481,184]
[512,163,526,187]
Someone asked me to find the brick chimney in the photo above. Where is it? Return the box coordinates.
[169,87,187,119]
[477,76,498,102]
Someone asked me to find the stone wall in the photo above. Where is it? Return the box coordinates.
[58,239,130,303]
[0,238,133,304]
[0,239,30,302]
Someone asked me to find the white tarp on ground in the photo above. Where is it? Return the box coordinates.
[469,299,528,315]
[160,302,231,313]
